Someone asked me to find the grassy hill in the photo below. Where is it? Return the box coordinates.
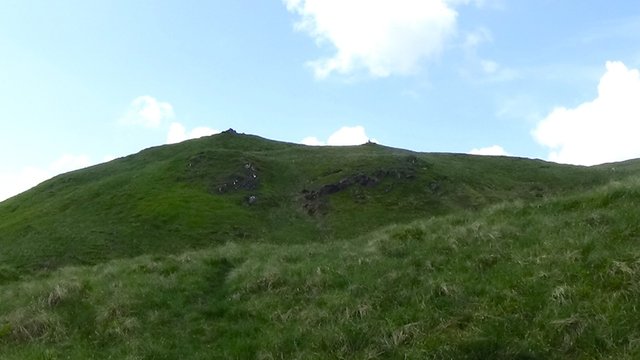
[1,131,640,358]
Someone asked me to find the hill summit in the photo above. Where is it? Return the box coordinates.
[0,131,621,274]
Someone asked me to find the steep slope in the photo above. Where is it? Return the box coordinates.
[1,176,640,359]
[0,131,633,276]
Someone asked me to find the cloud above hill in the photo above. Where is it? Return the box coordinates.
[166,123,220,144]
[119,95,219,144]
[533,61,640,166]
[1,94,221,201]
[120,96,174,128]
[469,145,509,156]
[301,125,375,146]
[0,154,95,202]
[283,0,472,78]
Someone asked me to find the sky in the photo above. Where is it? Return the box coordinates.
[1,1,640,201]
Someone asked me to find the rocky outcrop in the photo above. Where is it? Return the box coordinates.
[216,163,259,194]
[301,160,421,216]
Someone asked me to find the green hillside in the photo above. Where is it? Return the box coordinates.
[1,132,640,358]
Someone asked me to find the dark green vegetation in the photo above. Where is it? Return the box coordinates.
[1,131,640,359]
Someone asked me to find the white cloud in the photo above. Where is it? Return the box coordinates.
[327,126,372,145]
[300,136,325,146]
[118,96,218,144]
[0,154,96,202]
[469,145,509,156]
[533,61,640,166]
[301,125,375,146]
[166,122,220,144]
[120,95,174,128]
[283,0,466,78]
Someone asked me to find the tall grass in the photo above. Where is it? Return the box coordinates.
[2,177,640,358]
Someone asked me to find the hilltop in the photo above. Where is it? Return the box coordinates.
[0,131,626,275]
[1,132,640,359]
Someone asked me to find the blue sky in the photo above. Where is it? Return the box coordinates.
[1,1,640,201]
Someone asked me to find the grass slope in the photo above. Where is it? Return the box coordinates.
[2,177,640,359]
[2,132,640,358]
[0,131,630,277]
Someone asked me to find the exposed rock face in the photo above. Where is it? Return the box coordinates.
[181,151,260,195]
[301,174,379,216]
[316,174,380,196]
[301,166,419,216]
[216,163,259,194]
[300,174,379,215]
